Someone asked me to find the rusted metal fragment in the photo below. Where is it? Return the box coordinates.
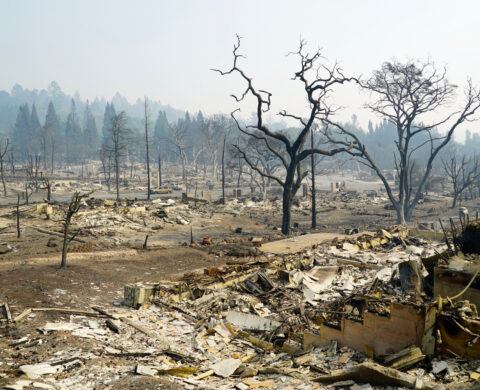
[437,314,480,359]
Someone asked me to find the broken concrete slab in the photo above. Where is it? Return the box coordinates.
[226,311,281,331]
[260,233,350,254]
[431,361,448,375]
[210,358,242,378]
[5,380,55,390]
[19,363,57,379]
[136,365,157,377]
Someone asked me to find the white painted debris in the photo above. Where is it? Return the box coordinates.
[341,242,358,253]
[176,216,189,225]
[289,266,339,304]
[72,326,107,339]
[226,311,280,331]
[211,358,242,378]
[213,322,232,339]
[136,365,157,376]
[40,322,80,332]
[20,363,57,379]
[406,246,423,256]
[351,384,373,390]
[431,360,449,374]
[5,380,54,390]
[375,267,393,282]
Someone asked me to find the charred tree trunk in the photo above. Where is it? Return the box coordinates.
[61,217,71,268]
[0,159,6,197]
[60,192,90,268]
[10,151,15,175]
[452,193,458,209]
[16,195,20,238]
[237,157,243,188]
[181,153,186,190]
[311,130,316,229]
[115,153,120,201]
[25,183,29,205]
[222,136,226,204]
[281,185,293,235]
[158,153,162,187]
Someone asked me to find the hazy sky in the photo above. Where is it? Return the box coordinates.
[1,0,480,136]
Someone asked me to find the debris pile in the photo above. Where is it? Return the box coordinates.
[4,222,480,389]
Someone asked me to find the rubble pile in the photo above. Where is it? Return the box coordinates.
[4,219,480,389]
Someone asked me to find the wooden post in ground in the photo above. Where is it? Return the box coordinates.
[16,194,20,238]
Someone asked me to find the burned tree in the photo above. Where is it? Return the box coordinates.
[232,134,282,199]
[99,145,113,191]
[214,36,353,234]
[442,153,480,208]
[60,191,91,268]
[39,172,52,202]
[104,111,129,201]
[221,135,226,204]
[326,60,480,224]
[26,155,41,192]
[168,121,189,190]
[0,139,9,197]
[202,115,230,180]
[16,195,21,238]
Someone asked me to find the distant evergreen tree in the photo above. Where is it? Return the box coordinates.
[367,120,374,135]
[43,101,61,171]
[153,110,169,157]
[30,104,42,155]
[83,101,99,157]
[102,102,116,141]
[64,99,82,162]
[30,104,41,130]
[44,101,60,137]
[12,103,32,157]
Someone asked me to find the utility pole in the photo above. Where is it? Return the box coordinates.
[221,135,226,204]
[144,97,151,200]
[158,153,162,188]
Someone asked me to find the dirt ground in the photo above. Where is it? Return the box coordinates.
[0,190,478,388]
[0,194,475,312]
